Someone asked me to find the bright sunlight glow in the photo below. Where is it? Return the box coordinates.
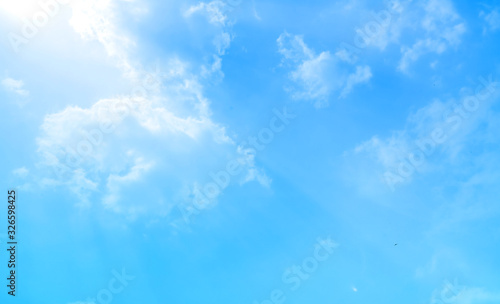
[0,1,39,19]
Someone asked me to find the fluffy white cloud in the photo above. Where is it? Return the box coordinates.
[36,0,268,219]
[1,77,29,96]
[277,32,371,107]
[36,77,244,210]
[37,74,268,216]
[68,0,138,77]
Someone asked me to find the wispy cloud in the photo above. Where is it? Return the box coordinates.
[398,0,466,72]
[184,1,230,26]
[340,65,372,98]
[1,77,29,96]
[12,167,29,178]
[431,280,500,304]
[480,7,500,33]
[277,32,371,107]
[103,156,155,213]
[184,1,237,80]
[347,75,500,191]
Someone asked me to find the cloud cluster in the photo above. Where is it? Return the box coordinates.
[1,77,29,96]
[337,0,466,72]
[36,0,267,219]
[277,32,372,107]
[398,0,466,72]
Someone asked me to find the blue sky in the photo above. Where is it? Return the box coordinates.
[1,0,500,303]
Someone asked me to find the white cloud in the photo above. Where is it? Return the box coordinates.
[431,280,500,304]
[349,75,500,191]
[36,58,266,217]
[184,1,236,79]
[399,38,444,73]
[12,167,29,178]
[278,33,315,62]
[288,51,335,104]
[237,146,272,187]
[340,65,372,98]
[354,131,413,172]
[252,0,261,21]
[184,1,229,26]
[277,32,372,107]
[68,0,137,77]
[68,169,99,206]
[354,0,408,51]
[32,0,269,219]
[103,156,154,211]
[201,55,223,78]
[214,32,232,56]
[37,88,231,206]
[37,91,266,216]
[398,0,466,72]
[338,0,465,72]
[1,77,29,96]
[352,98,456,187]
[480,8,500,33]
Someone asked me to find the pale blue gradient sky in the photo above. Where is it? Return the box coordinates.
[1,0,500,303]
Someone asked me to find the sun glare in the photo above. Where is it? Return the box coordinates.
[0,1,38,19]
